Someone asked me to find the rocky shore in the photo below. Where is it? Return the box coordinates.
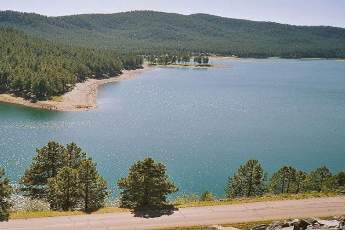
[251,217,345,230]
[213,217,345,230]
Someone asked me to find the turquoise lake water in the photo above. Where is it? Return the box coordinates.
[0,59,344,196]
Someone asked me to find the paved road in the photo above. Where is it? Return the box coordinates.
[1,197,345,230]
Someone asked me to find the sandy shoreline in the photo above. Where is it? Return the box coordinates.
[209,55,240,60]
[0,65,153,112]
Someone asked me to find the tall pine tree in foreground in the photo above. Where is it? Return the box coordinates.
[78,159,108,212]
[21,141,65,199]
[21,141,107,212]
[64,143,86,169]
[294,170,308,193]
[0,168,12,222]
[48,167,80,211]
[306,166,332,192]
[118,158,178,210]
[333,171,345,191]
[269,166,298,194]
[226,159,265,198]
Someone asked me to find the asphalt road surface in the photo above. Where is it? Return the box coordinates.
[1,197,345,230]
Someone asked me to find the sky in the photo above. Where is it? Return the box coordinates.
[1,0,345,28]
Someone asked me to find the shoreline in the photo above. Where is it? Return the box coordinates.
[151,63,213,69]
[1,56,342,112]
[0,65,153,112]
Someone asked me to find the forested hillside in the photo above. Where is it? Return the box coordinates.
[1,10,345,57]
[0,28,143,100]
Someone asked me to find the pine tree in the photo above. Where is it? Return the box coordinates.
[306,166,332,192]
[200,191,214,201]
[333,171,345,189]
[202,56,209,64]
[269,166,297,194]
[21,141,107,212]
[117,158,178,210]
[295,170,307,193]
[78,159,108,212]
[48,167,80,211]
[64,143,86,168]
[32,77,49,100]
[194,56,202,64]
[0,168,12,222]
[182,54,190,64]
[226,159,265,198]
[21,141,66,199]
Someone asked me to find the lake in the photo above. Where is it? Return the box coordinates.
[0,58,344,197]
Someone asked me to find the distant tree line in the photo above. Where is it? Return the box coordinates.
[2,11,345,59]
[146,54,209,66]
[0,27,143,101]
[193,55,210,65]
[147,54,191,65]
[1,144,345,221]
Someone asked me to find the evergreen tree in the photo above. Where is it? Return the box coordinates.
[147,55,156,65]
[21,141,107,212]
[182,54,191,64]
[163,55,170,65]
[333,171,345,190]
[0,168,12,222]
[48,167,80,211]
[202,56,209,64]
[194,56,202,64]
[0,65,11,93]
[306,166,332,192]
[295,170,307,193]
[226,159,265,198]
[117,158,178,210]
[78,159,108,212]
[171,55,177,64]
[32,77,49,100]
[21,141,66,199]
[64,143,86,168]
[200,191,214,201]
[269,166,297,194]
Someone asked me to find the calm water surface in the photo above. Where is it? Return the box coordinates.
[1,59,345,196]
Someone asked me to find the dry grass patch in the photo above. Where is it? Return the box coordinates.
[175,192,338,208]
[10,207,128,219]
